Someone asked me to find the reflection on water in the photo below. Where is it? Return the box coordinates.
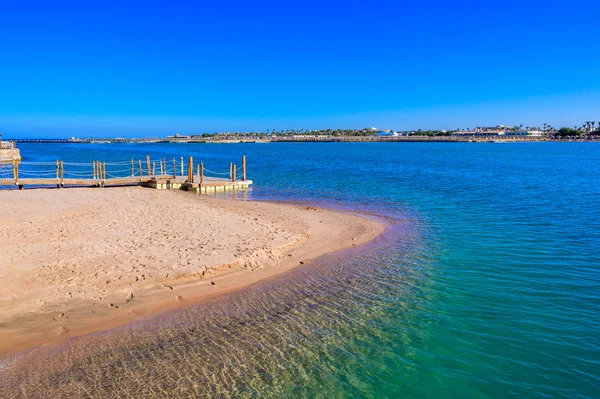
[0,215,429,398]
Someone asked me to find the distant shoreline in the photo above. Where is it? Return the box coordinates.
[7,136,600,144]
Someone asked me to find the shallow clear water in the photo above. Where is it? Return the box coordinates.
[1,142,599,398]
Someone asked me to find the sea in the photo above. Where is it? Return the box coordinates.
[1,142,599,398]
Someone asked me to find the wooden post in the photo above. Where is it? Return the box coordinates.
[146,155,151,176]
[229,162,233,180]
[138,160,143,178]
[233,164,237,182]
[103,162,107,182]
[242,155,246,181]
[152,162,156,176]
[131,159,135,177]
[60,161,64,186]
[200,162,204,184]
[56,159,60,187]
[180,157,184,176]
[187,156,193,183]
[172,158,176,178]
[15,160,21,189]
[159,160,163,176]
[92,161,96,180]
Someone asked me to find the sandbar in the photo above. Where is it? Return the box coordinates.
[0,187,383,354]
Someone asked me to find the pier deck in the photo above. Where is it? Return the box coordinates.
[0,156,251,193]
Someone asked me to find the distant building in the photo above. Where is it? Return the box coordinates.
[475,127,499,133]
[502,131,527,136]
[452,130,498,137]
[527,129,544,137]
[376,131,399,137]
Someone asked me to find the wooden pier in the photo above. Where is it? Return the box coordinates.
[0,155,252,193]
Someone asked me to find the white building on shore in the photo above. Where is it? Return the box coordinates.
[526,129,545,137]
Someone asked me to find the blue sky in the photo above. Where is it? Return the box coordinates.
[1,0,600,137]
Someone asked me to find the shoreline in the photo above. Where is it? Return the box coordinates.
[8,137,600,144]
[0,187,385,356]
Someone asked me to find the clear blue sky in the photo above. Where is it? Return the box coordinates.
[1,0,600,137]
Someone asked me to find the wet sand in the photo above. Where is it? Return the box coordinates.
[0,187,384,354]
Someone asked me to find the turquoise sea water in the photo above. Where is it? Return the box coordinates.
[2,142,599,398]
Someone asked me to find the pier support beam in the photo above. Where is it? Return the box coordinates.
[187,157,193,183]
[242,155,246,181]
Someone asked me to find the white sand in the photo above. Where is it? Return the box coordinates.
[0,187,383,353]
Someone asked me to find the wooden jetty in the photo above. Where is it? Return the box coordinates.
[0,155,252,193]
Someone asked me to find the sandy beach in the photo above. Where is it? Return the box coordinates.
[0,187,383,354]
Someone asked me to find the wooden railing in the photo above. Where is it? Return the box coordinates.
[0,155,248,188]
